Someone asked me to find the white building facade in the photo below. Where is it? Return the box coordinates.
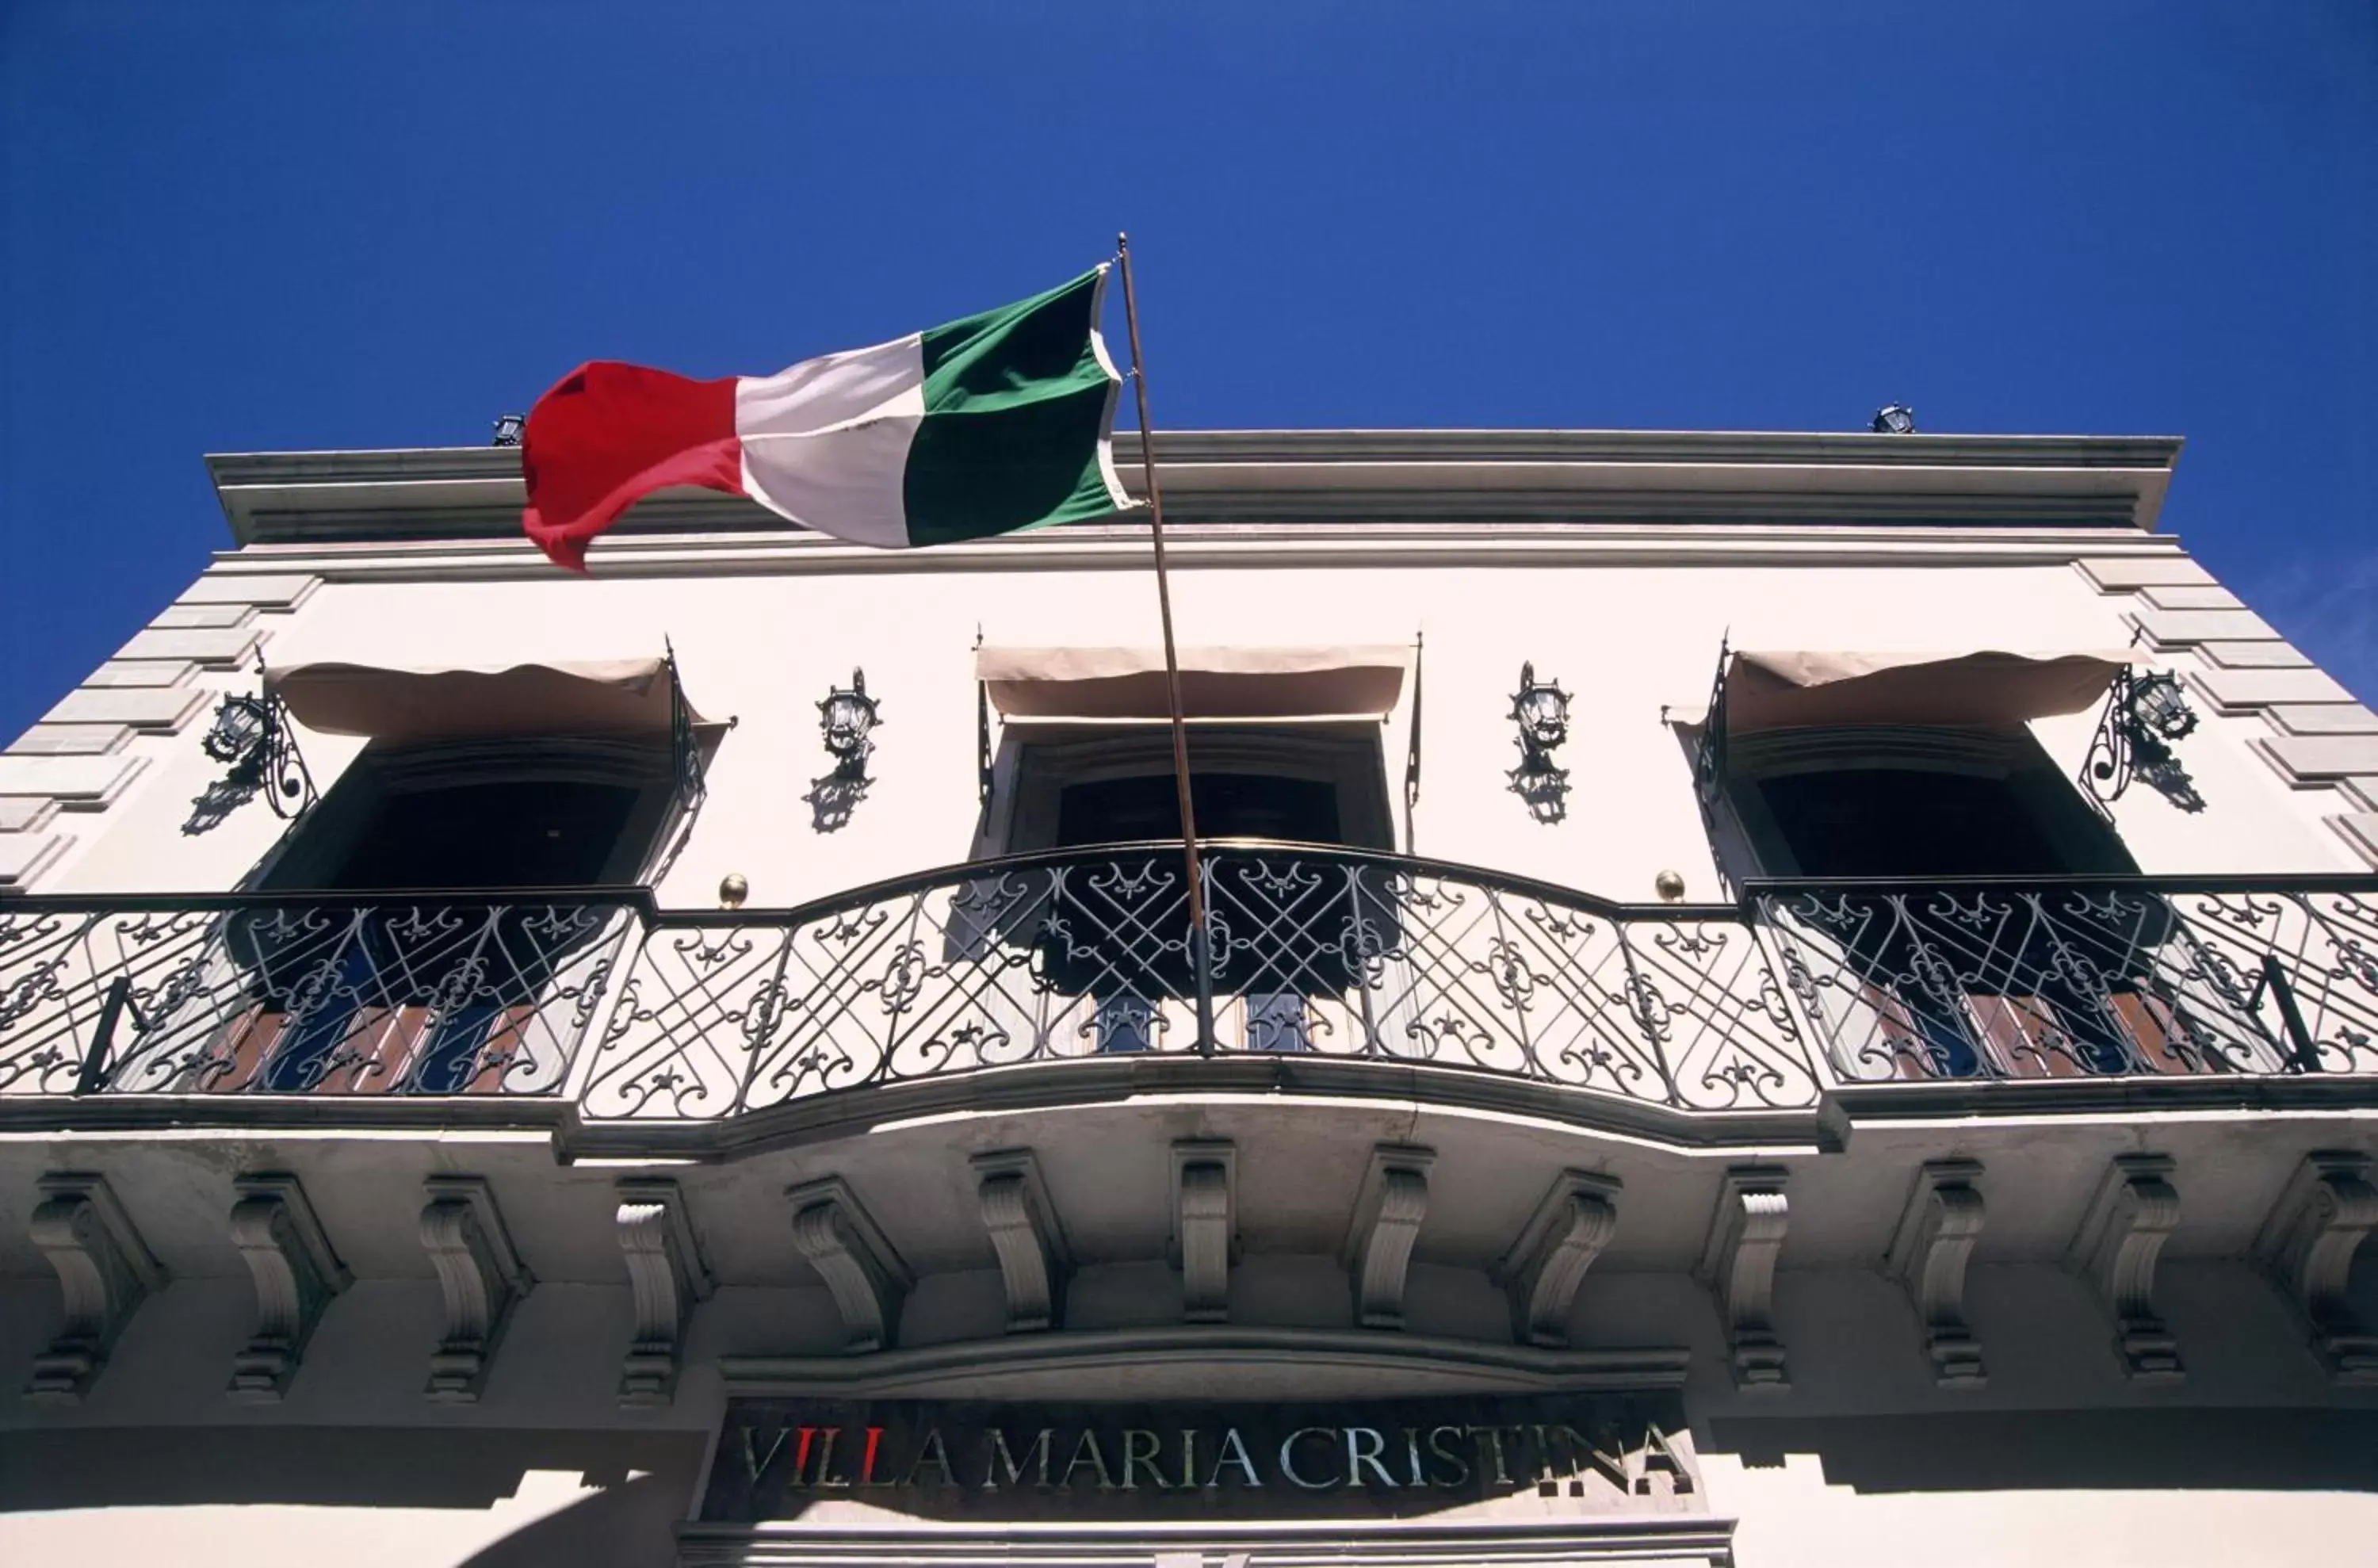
[2,429,2376,1566]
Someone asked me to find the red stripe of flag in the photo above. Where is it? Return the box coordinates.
[520,361,744,572]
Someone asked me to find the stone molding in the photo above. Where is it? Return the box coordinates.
[2078,555,2378,865]
[1340,1144,1436,1331]
[0,568,319,891]
[787,1176,912,1354]
[1493,1168,1623,1349]
[2254,1150,2378,1384]
[970,1149,1071,1334]
[1170,1139,1239,1324]
[226,1172,350,1402]
[212,431,2181,547]
[24,1172,166,1405]
[719,1325,1692,1401]
[1883,1160,1987,1387]
[2064,1153,2184,1382]
[677,1520,1738,1567]
[1696,1165,1791,1391]
[615,1177,714,1407]
[419,1175,534,1402]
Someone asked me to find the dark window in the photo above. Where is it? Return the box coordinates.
[1757,768,2093,878]
[1055,771,1344,848]
[312,778,644,891]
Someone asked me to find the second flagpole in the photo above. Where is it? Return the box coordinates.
[1114,232,1214,1054]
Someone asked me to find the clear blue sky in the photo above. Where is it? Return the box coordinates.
[5,2,2374,741]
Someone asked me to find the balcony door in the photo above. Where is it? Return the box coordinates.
[1721,728,2223,1081]
[199,740,676,1096]
[976,725,1395,1058]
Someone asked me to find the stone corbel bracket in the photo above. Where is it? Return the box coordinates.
[1341,1145,1436,1331]
[227,1172,350,1403]
[1696,1165,1791,1392]
[971,1149,1072,1333]
[616,1177,715,1406]
[1884,1160,1987,1387]
[1492,1168,1620,1348]
[2254,1150,2378,1384]
[1170,1140,1239,1324]
[789,1176,912,1354]
[25,1172,166,1405]
[419,1176,534,1403]
[2064,1153,2183,1383]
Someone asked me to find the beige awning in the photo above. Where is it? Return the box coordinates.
[1672,648,2144,733]
[266,658,710,744]
[978,644,1408,721]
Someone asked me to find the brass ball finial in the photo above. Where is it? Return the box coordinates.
[1654,870,1687,904]
[718,874,749,911]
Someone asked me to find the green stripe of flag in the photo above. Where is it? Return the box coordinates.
[902,266,1130,547]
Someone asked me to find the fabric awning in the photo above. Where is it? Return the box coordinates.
[1672,648,2144,733]
[977,644,1409,721]
[266,658,711,743]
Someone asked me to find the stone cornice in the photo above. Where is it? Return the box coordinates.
[201,521,2192,588]
[718,1325,1690,1399]
[205,427,2183,549]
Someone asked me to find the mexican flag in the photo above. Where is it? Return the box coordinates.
[521,267,1132,571]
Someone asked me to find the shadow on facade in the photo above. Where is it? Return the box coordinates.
[0,1427,705,1555]
[1704,1410,2378,1493]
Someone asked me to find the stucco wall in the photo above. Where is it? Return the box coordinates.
[36,554,2357,906]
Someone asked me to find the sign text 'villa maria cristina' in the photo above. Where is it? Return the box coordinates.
[700,1395,1703,1522]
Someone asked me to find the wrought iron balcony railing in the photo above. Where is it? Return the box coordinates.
[0,893,634,1099]
[6,856,2376,1126]
[1756,877,2378,1084]
[577,843,1816,1122]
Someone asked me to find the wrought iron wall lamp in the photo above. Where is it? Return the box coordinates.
[188,670,315,833]
[1507,661,1573,823]
[818,669,881,772]
[2082,666,2204,813]
[806,669,881,832]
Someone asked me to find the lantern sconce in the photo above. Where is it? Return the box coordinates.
[2082,667,2204,813]
[187,671,315,833]
[1507,661,1573,824]
[818,668,881,775]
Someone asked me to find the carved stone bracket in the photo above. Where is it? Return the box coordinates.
[2065,1153,2183,1383]
[419,1176,534,1403]
[2254,1150,2378,1384]
[972,1149,1072,1333]
[1170,1140,1238,1324]
[1696,1165,1790,1391]
[1884,1160,1987,1387]
[789,1176,912,1354]
[616,1177,715,1406]
[1492,1168,1620,1348]
[25,1172,165,1405]
[227,1172,351,1402]
[1341,1145,1436,1331]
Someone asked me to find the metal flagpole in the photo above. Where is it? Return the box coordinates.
[1114,232,1214,1054]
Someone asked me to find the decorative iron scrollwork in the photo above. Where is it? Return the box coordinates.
[569,841,1822,1122]
[2082,667,2204,813]
[1757,877,2378,1084]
